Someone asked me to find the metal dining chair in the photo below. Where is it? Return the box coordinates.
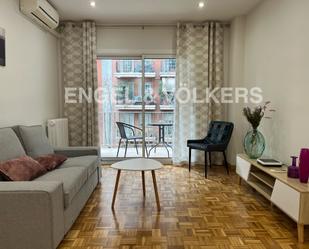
[116,122,148,157]
[187,121,234,178]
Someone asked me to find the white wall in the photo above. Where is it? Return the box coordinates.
[228,0,309,164]
[227,16,246,164]
[97,26,177,56]
[0,0,59,127]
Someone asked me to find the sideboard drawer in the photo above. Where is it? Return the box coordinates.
[236,156,251,181]
[271,180,300,222]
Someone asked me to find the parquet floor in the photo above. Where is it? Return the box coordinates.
[58,165,309,249]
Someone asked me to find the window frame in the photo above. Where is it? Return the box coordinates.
[97,55,176,164]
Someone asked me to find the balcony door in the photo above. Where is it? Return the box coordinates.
[97,57,176,161]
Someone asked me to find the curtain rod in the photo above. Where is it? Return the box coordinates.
[60,21,230,28]
[96,23,176,27]
[95,22,230,28]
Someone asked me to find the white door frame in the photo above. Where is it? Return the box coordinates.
[97,55,175,165]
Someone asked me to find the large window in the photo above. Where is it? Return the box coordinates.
[97,58,176,159]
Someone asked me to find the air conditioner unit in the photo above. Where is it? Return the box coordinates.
[20,0,59,30]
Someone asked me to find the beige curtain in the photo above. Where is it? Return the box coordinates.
[173,22,224,164]
[61,21,99,146]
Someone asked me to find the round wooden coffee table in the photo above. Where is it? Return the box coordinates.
[111,158,162,211]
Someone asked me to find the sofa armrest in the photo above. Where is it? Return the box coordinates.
[0,181,65,249]
[54,146,101,158]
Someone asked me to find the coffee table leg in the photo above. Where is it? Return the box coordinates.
[142,171,146,197]
[112,170,121,209]
[151,170,160,211]
[298,223,304,243]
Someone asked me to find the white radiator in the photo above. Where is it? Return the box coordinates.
[47,118,69,147]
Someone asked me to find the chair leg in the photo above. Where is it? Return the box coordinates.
[188,148,191,172]
[205,151,208,178]
[223,151,229,175]
[134,139,138,155]
[208,152,212,168]
[124,140,128,158]
[116,139,122,157]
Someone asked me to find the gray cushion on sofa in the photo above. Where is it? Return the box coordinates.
[34,167,88,208]
[58,156,99,178]
[0,128,26,162]
[19,125,54,157]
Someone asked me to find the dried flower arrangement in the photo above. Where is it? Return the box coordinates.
[243,101,275,130]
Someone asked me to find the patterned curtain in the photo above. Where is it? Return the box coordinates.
[61,21,99,146]
[173,22,224,164]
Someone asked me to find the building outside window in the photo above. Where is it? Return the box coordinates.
[160,78,175,105]
[162,59,176,73]
[145,60,154,72]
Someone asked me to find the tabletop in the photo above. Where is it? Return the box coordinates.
[147,123,173,127]
[111,158,163,171]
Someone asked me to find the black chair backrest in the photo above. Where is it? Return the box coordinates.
[116,122,128,139]
[205,121,234,148]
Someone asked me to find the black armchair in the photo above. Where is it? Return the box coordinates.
[116,122,148,157]
[187,121,234,178]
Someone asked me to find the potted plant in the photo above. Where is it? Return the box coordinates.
[243,101,275,159]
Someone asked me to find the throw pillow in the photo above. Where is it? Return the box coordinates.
[35,154,68,171]
[19,125,54,157]
[0,156,47,181]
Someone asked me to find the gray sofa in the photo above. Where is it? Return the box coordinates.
[0,126,101,249]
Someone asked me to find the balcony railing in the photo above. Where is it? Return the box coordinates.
[115,97,175,111]
[159,105,174,111]
[115,104,156,110]
[100,111,174,148]
[114,72,156,78]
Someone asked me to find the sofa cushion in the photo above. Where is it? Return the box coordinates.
[35,154,68,171]
[11,126,25,148]
[0,156,47,181]
[0,128,26,162]
[34,167,88,208]
[19,125,54,157]
[58,156,99,178]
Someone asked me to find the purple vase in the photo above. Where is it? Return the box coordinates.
[288,156,299,178]
[299,148,309,183]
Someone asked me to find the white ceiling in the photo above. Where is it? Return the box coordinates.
[49,0,262,24]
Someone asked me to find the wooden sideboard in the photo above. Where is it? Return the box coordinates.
[236,154,309,243]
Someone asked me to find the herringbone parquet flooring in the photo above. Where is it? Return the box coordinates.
[58,165,309,249]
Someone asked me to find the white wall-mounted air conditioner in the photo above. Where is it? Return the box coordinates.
[20,0,59,30]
